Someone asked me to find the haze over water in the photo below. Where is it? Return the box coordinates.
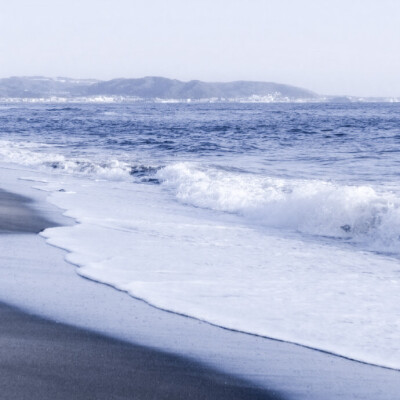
[1,0,400,97]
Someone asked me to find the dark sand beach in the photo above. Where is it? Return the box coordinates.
[0,303,281,400]
[0,189,55,233]
[0,187,281,400]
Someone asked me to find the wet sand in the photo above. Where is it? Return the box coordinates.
[0,302,280,400]
[0,187,281,400]
[0,188,56,233]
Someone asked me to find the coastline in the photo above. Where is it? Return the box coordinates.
[0,183,281,399]
[0,166,399,399]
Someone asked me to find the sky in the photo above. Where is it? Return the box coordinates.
[0,0,399,97]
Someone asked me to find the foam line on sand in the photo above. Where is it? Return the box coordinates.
[0,172,399,400]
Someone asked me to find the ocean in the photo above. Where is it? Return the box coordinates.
[0,101,399,369]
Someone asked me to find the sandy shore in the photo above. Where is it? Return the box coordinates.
[0,302,279,400]
[0,185,281,399]
[0,188,56,233]
[0,168,399,400]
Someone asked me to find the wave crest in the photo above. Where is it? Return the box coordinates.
[157,163,400,254]
[0,140,160,181]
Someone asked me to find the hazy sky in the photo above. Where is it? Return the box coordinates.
[1,0,399,97]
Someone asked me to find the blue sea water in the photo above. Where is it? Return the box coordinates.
[0,102,399,253]
[1,102,399,181]
[1,101,400,368]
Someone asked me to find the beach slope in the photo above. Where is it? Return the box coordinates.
[0,186,281,399]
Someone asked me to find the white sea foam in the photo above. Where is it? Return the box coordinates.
[0,140,133,179]
[1,139,398,255]
[33,173,400,370]
[157,163,400,254]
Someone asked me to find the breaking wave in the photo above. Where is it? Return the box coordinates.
[0,140,161,182]
[1,139,399,254]
[157,163,400,254]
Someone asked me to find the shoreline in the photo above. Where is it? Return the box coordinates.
[0,182,281,399]
[0,188,57,233]
[0,301,278,400]
[0,168,399,399]
[82,272,400,373]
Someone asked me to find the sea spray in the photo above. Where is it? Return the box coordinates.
[158,162,400,254]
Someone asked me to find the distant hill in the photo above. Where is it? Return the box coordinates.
[0,77,99,98]
[0,76,318,100]
[84,76,317,100]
